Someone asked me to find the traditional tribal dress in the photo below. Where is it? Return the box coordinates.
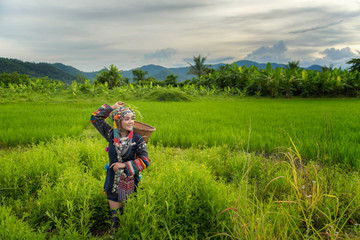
[91,104,151,202]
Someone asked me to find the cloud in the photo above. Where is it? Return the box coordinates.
[320,47,356,61]
[221,6,360,58]
[207,57,235,64]
[245,41,289,63]
[1,0,360,71]
[183,56,234,65]
[144,48,176,60]
[306,47,359,68]
[289,20,344,34]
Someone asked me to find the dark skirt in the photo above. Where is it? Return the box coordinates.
[106,176,139,202]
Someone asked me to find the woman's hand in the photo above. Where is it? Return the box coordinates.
[111,101,126,109]
[110,162,126,172]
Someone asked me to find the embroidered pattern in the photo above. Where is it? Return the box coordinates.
[124,156,150,175]
[118,175,135,202]
[90,104,110,123]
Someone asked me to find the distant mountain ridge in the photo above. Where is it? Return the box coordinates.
[0,57,323,83]
[0,57,75,83]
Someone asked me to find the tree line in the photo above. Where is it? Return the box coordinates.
[1,56,360,98]
[93,56,360,98]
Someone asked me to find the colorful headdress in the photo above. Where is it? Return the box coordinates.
[111,107,135,149]
[110,107,135,122]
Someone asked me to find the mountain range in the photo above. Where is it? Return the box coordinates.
[0,57,323,83]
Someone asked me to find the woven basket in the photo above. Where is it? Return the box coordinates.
[133,121,156,143]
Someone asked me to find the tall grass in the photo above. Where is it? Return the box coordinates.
[0,205,47,240]
[1,132,359,239]
[209,142,360,239]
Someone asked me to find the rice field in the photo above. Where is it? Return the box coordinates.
[0,102,98,146]
[134,98,360,167]
[1,98,360,167]
[1,97,360,239]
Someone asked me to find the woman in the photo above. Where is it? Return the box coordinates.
[90,101,150,232]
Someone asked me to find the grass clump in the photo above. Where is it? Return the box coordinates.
[0,137,110,238]
[1,136,360,239]
[216,142,360,239]
[148,88,193,102]
[0,205,47,240]
[116,145,235,240]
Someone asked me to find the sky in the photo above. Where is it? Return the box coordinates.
[1,0,360,72]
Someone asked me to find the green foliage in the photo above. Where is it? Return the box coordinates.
[187,55,210,78]
[190,61,360,97]
[2,60,360,98]
[164,74,178,86]
[148,88,193,101]
[0,72,30,86]
[132,69,148,84]
[285,60,301,71]
[0,205,47,240]
[0,57,75,83]
[0,137,110,238]
[347,58,360,72]
[95,64,125,89]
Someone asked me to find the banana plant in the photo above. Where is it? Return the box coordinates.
[258,63,281,98]
[71,80,78,97]
[281,68,301,98]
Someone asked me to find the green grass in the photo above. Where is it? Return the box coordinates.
[1,82,360,239]
[1,98,360,168]
[133,98,360,168]
[0,102,99,147]
[1,135,359,239]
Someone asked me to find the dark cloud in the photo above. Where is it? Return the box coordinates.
[250,41,287,55]
[131,1,210,12]
[320,47,356,61]
[207,57,235,64]
[183,57,193,63]
[144,48,176,60]
[289,20,344,34]
[308,47,359,68]
[183,56,234,65]
[245,41,289,63]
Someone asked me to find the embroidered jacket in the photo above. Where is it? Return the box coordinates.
[91,104,150,194]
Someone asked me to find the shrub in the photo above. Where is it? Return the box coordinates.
[148,88,193,101]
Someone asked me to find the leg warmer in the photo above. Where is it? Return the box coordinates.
[110,207,124,231]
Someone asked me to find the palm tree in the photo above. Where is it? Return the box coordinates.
[321,64,333,72]
[187,55,210,78]
[346,58,360,72]
[285,61,301,71]
[164,74,178,86]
